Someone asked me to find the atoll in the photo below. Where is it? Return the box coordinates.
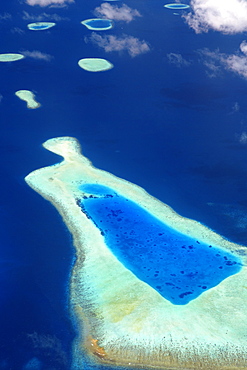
[78,58,113,72]
[27,22,56,31]
[81,19,113,31]
[0,53,24,62]
[15,90,41,109]
[164,3,190,9]
[25,136,247,370]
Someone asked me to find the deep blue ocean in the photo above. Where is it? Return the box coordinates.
[1,0,247,368]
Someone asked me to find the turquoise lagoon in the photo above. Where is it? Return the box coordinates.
[79,184,242,305]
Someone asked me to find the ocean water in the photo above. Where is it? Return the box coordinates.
[0,0,247,368]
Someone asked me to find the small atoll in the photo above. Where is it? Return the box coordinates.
[81,19,113,31]
[0,53,24,62]
[164,3,190,9]
[78,58,113,72]
[27,22,56,31]
[15,90,41,109]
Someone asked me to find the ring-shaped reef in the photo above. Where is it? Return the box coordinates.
[15,90,41,109]
[78,58,113,72]
[27,22,56,31]
[0,53,24,62]
[81,18,113,31]
[164,3,190,9]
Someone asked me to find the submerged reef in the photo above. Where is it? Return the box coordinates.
[27,22,56,30]
[15,90,41,109]
[25,137,247,370]
[78,58,113,72]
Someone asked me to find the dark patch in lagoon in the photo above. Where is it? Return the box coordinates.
[78,184,242,305]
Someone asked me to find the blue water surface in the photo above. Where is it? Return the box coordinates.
[79,184,242,305]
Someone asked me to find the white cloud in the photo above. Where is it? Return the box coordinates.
[198,48,223,77]
[239,131,247,144]
[94,3,141,23]
[167,53,191,67]
[227,101,240,115]
[11,27,25,34]
[86,33,150,57]
[49,3,68,7]
[22,50,53,61]
[22,10,68,21]
[240,40,247,55]
[26,0,73,7]
[199,45,247,79]
[184,0,247,34]
[232,102,240,112]
[203,60,221,78]
[22,11,36,20]
[223,54,247,78]
[0,13,11,21]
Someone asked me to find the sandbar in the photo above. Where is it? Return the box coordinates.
[78,58,113,72]
[81,18,113,31]
[0,53,24,62]
[15,90,41,109]
[25,137,247,370]
[27,22,56,31]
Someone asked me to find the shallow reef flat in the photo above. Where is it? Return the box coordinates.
[15,90,41,109]
[25,137,247,370]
